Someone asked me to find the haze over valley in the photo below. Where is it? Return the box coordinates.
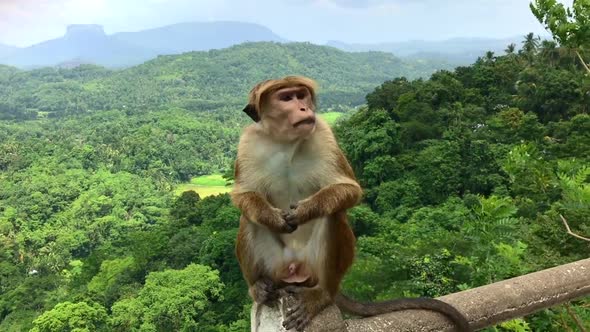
[0,21,536,69]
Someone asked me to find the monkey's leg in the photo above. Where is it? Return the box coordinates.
[278,214,355,331]
[251,277,280,305]
[237,219,285,305]
[280,285,332,332]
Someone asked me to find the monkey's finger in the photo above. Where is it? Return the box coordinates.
[284,214,298,223]
[282,213,299,228]
[253,289,269,304]
[263,283,275,293]
[267,288,280,300]
[258,278,273,288]
[282,222,298,233]
[278,287,292,298]
[295,316,311,332]
[284,310,309,331]
[286,304,305,317]
[267,290,279,302]
[283,318,300,331]
[283,305,306,330]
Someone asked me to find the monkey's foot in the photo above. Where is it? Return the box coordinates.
[251,278,278,305]
[283,300,311,331]
[280,286,330,331]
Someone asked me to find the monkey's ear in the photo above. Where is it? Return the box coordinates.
[242,104,260,122]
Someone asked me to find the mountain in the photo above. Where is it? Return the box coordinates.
[0,22,287,69]
[0,25,156,68]
[327,36,528,65]
[0,42,449,118]
[90,41,450,111]
[1,22,543,70]
[0,43,18,58]
[2,21,478,70]
[111,21,286,53]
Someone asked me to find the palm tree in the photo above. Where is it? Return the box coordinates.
[521,33,540,64]
[522,33,540,54]
[484,51,495,63]
[505,43,516,55]
[539,40,559,66]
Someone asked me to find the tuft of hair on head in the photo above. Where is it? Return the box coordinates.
[244,76,318,121]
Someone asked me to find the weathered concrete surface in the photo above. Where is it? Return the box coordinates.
[251,296,346,332]
[347,258,590,331]
[253,258,590,331]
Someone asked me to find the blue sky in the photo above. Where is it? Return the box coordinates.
[0,0,564,47]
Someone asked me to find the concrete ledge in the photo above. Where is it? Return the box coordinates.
[251,296,346,332]
[252,258,590,331]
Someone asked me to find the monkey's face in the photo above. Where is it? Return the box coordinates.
[262,86,316,142]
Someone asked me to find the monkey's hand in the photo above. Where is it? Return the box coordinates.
[232,192,297,233]
[261,207,297,233]
[291,183,362,224]
[250,278,279,305]
[288,201,315,225]
[281,207,300,232]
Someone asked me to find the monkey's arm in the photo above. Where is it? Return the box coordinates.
[231,158,280,229]
[293,182,361,223]
[231,191,297,233]
[291,150,362,223]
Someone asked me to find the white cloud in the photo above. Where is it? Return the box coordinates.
[61,0,109,22]
[0,0,549,47]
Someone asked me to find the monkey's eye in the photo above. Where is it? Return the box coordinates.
[280,94,293,101]
[296,91,307,99]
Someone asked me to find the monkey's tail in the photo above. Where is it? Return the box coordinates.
[335,293,471,332]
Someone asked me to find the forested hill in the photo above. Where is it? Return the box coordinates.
[0,42,450,120]
[1,33,589,331]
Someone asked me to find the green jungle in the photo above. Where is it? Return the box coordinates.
[1,2,589,331]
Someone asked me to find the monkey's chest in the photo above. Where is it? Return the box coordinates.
[263,151,320,209]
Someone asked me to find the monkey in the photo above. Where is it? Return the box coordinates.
[231,76,471,332]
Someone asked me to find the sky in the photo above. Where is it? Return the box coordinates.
[0,0,562,47]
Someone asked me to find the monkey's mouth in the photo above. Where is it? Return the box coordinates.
[294,118,316,127]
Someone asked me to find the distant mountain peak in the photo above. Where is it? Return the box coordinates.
[0,21,291,68]
[111,21,286,54]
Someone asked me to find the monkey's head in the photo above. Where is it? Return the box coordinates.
[244,76,318,142]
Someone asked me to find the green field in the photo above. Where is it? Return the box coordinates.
[175,174,232,197]
[190,174,227,186]
[318,112,344,126]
